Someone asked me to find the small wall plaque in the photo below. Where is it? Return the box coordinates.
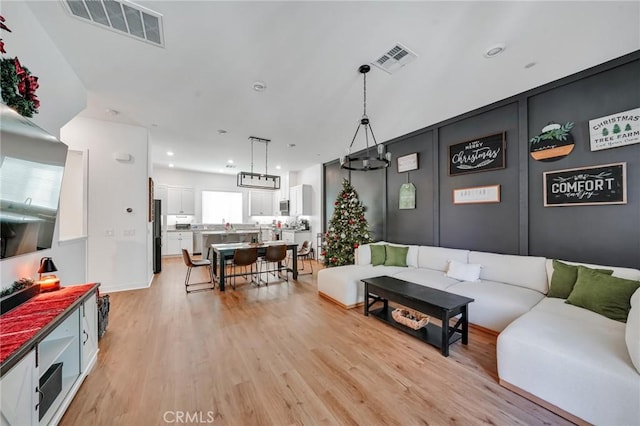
[397,153,418,173]
[399,183,416,209]
[589,108,640,151]
[453,185,501,204]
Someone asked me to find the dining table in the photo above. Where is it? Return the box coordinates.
[208,241,299,291]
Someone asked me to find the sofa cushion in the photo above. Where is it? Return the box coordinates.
[566,266,640,323]
[392,269,460,291]
[497,298,640,425]
[447,280,544,332]
[545,258,640,282]
[317,264,410,308]
[387,243,419,267]
[355,242,386,265]
[417,246,469,271]
[445,260,481,282]
[384,245,408,267]
[626,289,640,374]
[469,251,547,294]
[356,242,418,267]
[548,260,613,299]
[370,244,387,266]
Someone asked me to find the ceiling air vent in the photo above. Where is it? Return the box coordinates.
[372,43,417,74]
[62,0,164,47]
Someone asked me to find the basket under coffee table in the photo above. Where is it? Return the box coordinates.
[363,276,474,357]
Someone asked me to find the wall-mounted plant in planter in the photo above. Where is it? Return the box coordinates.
[529,122,575,162]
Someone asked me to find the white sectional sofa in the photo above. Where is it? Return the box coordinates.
[317,242,640,424]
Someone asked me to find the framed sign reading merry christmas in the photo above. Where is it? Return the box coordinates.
[448,132,506,176]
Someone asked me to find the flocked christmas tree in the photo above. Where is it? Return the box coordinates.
[323,179,373,267]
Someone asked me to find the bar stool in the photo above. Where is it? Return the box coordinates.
[230,247,258,289]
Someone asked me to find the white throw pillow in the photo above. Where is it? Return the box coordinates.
[626,289,640,374]
[445,259,482,282]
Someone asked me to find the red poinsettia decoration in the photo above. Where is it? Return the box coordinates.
[0,15,9,55]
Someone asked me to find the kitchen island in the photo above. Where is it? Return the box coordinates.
[197,230,260,255]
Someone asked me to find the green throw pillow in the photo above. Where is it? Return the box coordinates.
[370,244,386,266]
[548,260,613,299]
[384,245,408,267]
[566,266,640,323]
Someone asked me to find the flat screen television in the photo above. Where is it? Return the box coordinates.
[0,104,68,259]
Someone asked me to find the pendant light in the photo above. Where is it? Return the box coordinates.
[237,136,281,190]
[340,64,391,171]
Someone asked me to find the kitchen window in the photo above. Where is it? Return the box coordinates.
[201,191,242,224]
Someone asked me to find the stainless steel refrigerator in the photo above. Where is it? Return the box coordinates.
[153,199,162,273]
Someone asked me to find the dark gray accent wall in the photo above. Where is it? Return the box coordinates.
[386,130,436,245]
[324,51,640,269]
[527,60,640,268]
[438,103,520,254]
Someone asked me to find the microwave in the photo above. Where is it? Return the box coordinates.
[279,200,289,215]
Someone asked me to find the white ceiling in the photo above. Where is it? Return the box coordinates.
[27,1,640,176]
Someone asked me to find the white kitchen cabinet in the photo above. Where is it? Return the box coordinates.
[289,184,312,216]
[165,231,193,255]
[81,293,98,374]
[155,184,168,207]
[249,191,275,216]
[282,230,312,249]
[0,350,36,426]
[167,187,195,215]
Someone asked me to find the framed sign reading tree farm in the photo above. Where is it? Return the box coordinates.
[543,162,627,207]
[448,132,506,176]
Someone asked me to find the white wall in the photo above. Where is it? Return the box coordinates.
[0,2,88,290]
[291,164,323,246]
[61,117,150,293]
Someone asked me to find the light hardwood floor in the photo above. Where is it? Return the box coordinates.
[60,257,571,426]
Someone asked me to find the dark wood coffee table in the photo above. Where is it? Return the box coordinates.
[363,276,474,356]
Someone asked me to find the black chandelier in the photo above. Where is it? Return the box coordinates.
[340,64,390,171]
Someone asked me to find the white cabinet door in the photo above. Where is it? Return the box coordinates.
[0,350,36,426]
[180,188,195,215]
[155,184,168,207]
[167,187,195,215]
[289,185,311,216]
[166,233,181,255]
[249,191,274,216]
[166,232,192,255]
[282,231,295,244]
[81,293,98,374]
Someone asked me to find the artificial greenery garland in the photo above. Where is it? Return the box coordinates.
[1,57,39,117]
[0,278,35,298]
[0,14,40,118]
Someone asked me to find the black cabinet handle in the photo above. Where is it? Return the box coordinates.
[83,330,89,345]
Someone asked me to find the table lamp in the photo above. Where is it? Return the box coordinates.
[37,257,60,292]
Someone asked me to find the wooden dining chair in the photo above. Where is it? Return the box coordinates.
[230,247,259,289]
[182,249,214,293]
[261,244,288,285]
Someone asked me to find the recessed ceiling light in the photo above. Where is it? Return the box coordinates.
[217,129,228,135]
[484,43,506,58]
[227,159,233,164]
[167,151,174,156]
[168,163,174,168]
[252,81,267,92]
[275,165,281,170]
[151,123,158,127]
[524,62,537,69]
[287,143,296,148]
